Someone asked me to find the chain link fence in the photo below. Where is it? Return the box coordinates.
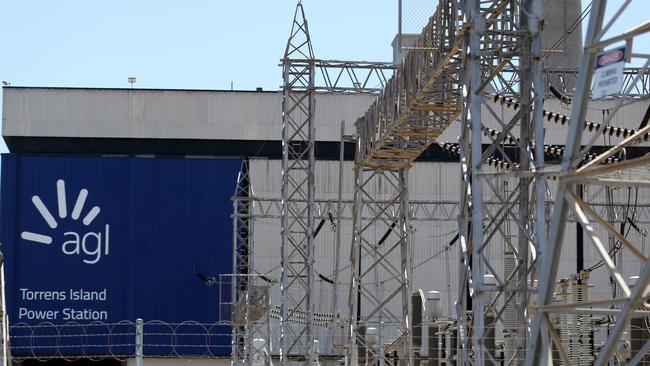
[400,0,437,34]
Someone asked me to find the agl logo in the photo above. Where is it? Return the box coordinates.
[21,179,110,264]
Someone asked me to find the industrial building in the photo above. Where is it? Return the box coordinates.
[1,1,650,366]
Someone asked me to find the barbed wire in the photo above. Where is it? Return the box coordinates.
[9,320,232,361]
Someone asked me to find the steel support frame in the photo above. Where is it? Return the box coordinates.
[279,4,396,365]
[459,0,544,364]
[348,2,462,364]
[356,0,463,171]
[280,4,316,364]
[348,164,412,366]
[232,160,273,366]
[241,196,650,225]
[285,60,393,94]
[526,1,650,364]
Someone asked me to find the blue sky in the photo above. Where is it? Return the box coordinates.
[0,0,646,154]
[1,1,643,90]
[0,1,397,91]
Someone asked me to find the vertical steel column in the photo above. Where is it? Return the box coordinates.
[399,168,413,366]
[398,0,403,54]
[515,88,531,362]
[531,0,546,307]
[280,3,316,365]
[457,2,473,361]
[348,157,362,366]
[348,167,412,366]
[459,0,544,363]
[232,161,272,366]
[135,318,143,366]
[332,121,345,317]
[348,118,412,366]
[232,161,251,366]
[231,211,240,366]
[515,0,546,360]
[466,2,485,364]
[525,1,607,363]
[530,0,548,361]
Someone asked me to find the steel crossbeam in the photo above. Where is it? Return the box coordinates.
[233,196,650,224]
[284,59,395,94]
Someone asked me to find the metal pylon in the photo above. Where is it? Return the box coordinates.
[280,2,316,365]
[526,1,650,364]
[278,3,395,362]
[348,162,412,366]
[232,160,273,366]
[458,0,545,364]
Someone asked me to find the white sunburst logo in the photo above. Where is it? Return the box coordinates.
[21,179,110,265]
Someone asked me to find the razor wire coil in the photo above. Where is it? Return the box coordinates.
[9,320,232,360]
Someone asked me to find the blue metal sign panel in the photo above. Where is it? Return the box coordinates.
[1,154,241,357]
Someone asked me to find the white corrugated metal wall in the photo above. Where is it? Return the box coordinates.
[5,87,649,147]
[2,88,375,141]
[249,158,650,356]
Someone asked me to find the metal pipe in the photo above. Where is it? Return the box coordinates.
[577,185,584,272]
[232,195,240,366]
[398,0,402,57]
[379,315,385,366]
[135,318,144,366]
[468,1,485,363]
[332,120,344,317]
[400,168,413,366]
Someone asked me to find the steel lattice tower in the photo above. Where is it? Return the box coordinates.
[348,0,547,364]
[278,3,395,363]
[458,0,545,364]
[280,3,316,364]
[231,160,273,366]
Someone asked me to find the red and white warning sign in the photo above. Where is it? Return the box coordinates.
[592,46,626,99]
